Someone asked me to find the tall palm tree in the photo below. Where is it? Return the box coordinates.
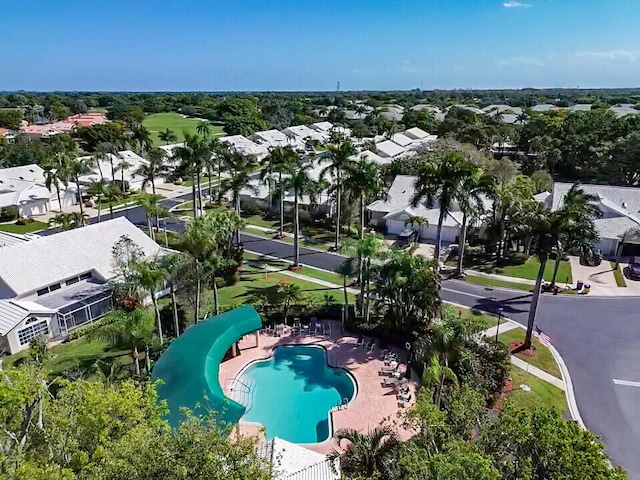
[157,253,183,337]
[261,146,297,237]
[134,258,166,345]
[404,215,428,243]
[523,194,598,348]
[68,211,89,229]
[137,147,166,195]
[48,213,73,231]
[328,427,400,480]
[455,166,495,276]
[204,138,221,200]
[321,140,356,251]
[176,133,209,217]
[220,163,257,246]
[158,128,177,145]
[345,159,384,238]
[66,157,87,216]
[335,258,355,330]
[88,179,107,223]
[412,152,476,263]
[132,125,152,156]
[87,308,156,376]
[288,162,317,267]
[42,152,70,212]
[104,183,121,220]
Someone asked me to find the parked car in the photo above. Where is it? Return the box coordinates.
[395,228,416,247]
[627,262,640,280]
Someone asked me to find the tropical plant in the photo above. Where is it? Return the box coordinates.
[158,127,177,145]
[88,179,107,223]
[220,160,257,245]
[87,308,156,375]
[176,133,210,217]
[157,253,184,337]
[345,158,385,238]
[412,151,478,263]
[423,355,459,408]
[137,147,166,195]
[404,215,428,243]
[133,257,166,345]
[321,140,356,250]
[335,258,355,330]
[288,162,317,267]
[196,121,212,138]
[276,283,302,325]
[138,193,170,240]
[42,152,70,212]
[260,146,297,237]
[328,426,401,480]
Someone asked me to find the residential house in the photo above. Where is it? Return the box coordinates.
[78,150,154,191]
[375,140,406,159]
[220,135,269,159]
[0,164,78,216]
[0,128,17,142]
[0,217,164,354]
[253,129,290,148]
[349,150,388,166]
[390,133,414,148]
[281,125,327,144]
[367,175,464,243]
[545,182,640,258]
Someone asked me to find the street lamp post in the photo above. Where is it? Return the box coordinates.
[495,307,503,342]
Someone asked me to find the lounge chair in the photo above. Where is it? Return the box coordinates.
[379,364,398,375]
[381,377,401,387]
[355,335,365,347]
[397,391,411,401]
[397,397,411,408]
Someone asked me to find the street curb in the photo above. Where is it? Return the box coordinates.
[242,231,347,258]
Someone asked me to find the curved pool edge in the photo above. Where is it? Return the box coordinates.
[232,343,359,444]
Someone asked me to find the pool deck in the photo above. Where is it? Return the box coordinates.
[219,320,417,455]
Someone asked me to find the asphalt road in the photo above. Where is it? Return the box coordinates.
[55,197,640,478]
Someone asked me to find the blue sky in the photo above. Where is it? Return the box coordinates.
[1,0,639,91]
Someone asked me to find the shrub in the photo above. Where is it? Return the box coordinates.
[0,205,19,222]
[15,217,34,225]
[173,179,184,185]
[241,201,266,216]
[68,315,117,340]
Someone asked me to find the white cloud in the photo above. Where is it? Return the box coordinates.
[503,1,532,8]
[576,49,638,62]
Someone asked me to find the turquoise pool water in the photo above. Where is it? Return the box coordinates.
[238,345,356,443]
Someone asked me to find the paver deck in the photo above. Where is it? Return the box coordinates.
[219,321,417,454]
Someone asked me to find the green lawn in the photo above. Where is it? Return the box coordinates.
[447,305,498,328]
[0,220,48,234]
[464,274,534,292]
[508,365,568,413]
[243,252,347,285]
[611,261,627,287]
[2,337,133,379]
[498,328,562,379]
[142,112,224,146]
[499,257,572,284]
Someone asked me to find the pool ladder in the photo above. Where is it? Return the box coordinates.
[225,377,256,411]
[333,397,350,411]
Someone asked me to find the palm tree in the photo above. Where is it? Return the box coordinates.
[66,157,87,216]
[321,140,356,251]
[455,167,495,276]
[345,159,384,238]
[104,183,121,220]
[132,125,152,156]
[176,133,209,217]
[68,211,89,229]
[48,213,73,231]
[196,121,212,138]
[277,283,302,325]
[118,157,133,194]
[412,152,477,263]
[139,193,170,240]
[42,152,70,212]
[328,427,400,480]
[137,147,165,195]
[88,179,107,223]
[288,162,317,267]
[422,356,458,409]
[157,253,183,337]
[220,163,257,246]
[204,138,221,200]
[404,215,428,243]
[87,308,156,376]
[261,146,297,237]
[335,259,355,331]
[158,128,177,145]
[134,258,166,345]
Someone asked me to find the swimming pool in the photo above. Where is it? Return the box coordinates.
[237,345,357,443]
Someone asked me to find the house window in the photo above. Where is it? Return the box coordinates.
[37,288,49,296]
[49,283,61,292]
[79,272,92,280]
[66,277,79,286]
[17,320,49,346]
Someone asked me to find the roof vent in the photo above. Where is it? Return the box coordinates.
[623,202,628,209]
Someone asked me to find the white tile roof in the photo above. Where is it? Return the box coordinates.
[259,437,340,480]
[282,125,326,142]
[0,299,55,335]
[403,127,430,140]
[0,231,34,248]
[0,217,163,297]
[309,122,333,132]
[254,129,289,147]
[367,175,418,213]
[220,135,269,157]
[391,133,414,147]
[350,150,388,166]
[78,150,149,185]
[375,140,406,158]
[0,164,45,185]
